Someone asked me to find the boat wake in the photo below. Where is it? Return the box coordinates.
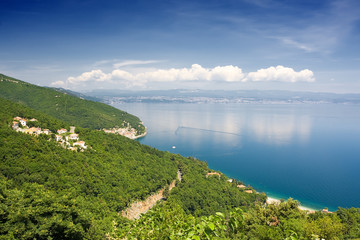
[175,126,241,136]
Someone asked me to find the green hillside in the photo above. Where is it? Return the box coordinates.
[0,74,145,134]
[0,96,262,239]
[0,97,177,238]
[1,75,360,239]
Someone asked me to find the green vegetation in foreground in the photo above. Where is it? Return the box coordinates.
[109,199,360,240]
[0,74,145,134]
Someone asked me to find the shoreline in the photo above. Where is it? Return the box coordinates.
[133,132,147,140]
[266,196,317,212]
[133,128,147,140]
[133,128,322,213]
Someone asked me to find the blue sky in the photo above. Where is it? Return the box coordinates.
[1,0,360,93]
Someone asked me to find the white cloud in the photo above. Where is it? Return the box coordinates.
[210,65,245,82]
[66,64,314,89]
[67,64,246,86]
[134,64,245,82]
[51,80,65,86]
[112,69,135,80]
[246,65,315,82]
[67,69,110,84]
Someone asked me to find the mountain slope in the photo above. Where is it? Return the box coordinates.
[0,96,177,239]
[0,74,145,134]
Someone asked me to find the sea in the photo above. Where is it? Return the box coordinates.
[113,102,360,211]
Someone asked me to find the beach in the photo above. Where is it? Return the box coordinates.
[266,196,317,212]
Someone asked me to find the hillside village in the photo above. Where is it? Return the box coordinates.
[12,117,88,151]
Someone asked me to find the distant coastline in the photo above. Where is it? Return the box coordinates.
[89,89,360,105]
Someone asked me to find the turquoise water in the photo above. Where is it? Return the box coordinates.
[113,103,360,211]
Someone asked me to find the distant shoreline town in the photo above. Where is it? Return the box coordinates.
[84,89,360,105]
[107,96,338,105]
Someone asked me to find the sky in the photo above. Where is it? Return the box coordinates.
[1,0,360,93]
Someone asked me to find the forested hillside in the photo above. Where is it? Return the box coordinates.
[0,97,177,238]
[1,75,360,239]
[0,96,264,239]
[0,74,145,134]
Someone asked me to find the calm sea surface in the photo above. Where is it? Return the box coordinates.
[113,103,360,211]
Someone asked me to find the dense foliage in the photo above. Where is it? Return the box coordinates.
[169,155,266,217]
[0,97,176,239]
[109,199,360,240]
[0,74,145,134]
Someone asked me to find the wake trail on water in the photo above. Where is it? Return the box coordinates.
[175,126,241,136]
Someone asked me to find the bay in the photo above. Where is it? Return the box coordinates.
[113,102,360,211]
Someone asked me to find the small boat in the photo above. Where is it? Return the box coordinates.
[172,146,176,149]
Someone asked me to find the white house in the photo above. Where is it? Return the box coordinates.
[57,128,67,134]
[69,134,79,141]
[73,141,86,149]
[70,126,76,134]
[25,127,42,135]
[16,128,26,133]
[13,117,22,121]
[12,121,19,129]
[55,135,63,142]
[19,119,27,127]
[43,129,51,135]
